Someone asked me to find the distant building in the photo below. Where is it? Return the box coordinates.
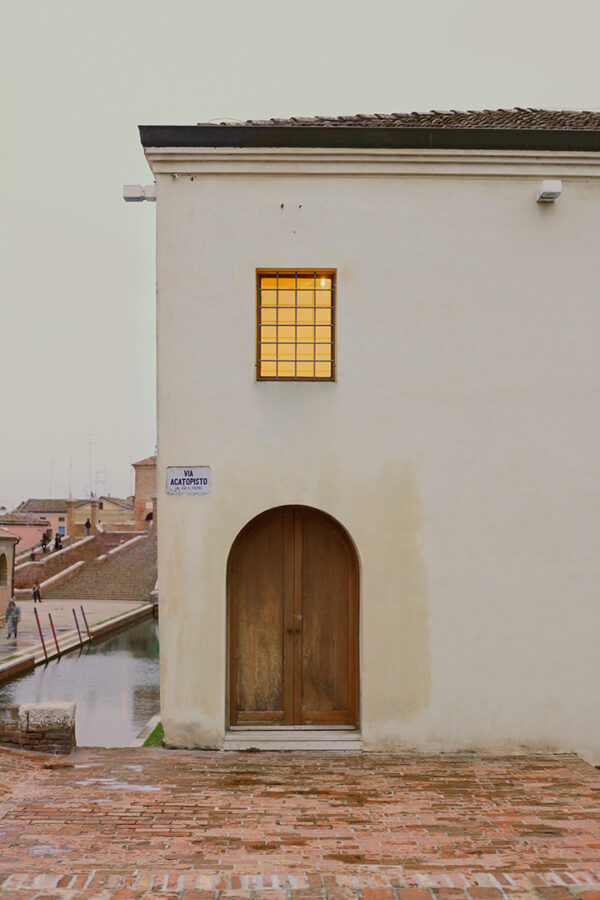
[0,527,19,618]
[16,499,70,537]
[0,512,50,552]
[18,497,134,536]
[132,455,156,530]
[72,497,134,532]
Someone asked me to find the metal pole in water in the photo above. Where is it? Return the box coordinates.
[72,609,83,646]
[33,607,48,662]
[80,605,92,641]
[47,613,61,657]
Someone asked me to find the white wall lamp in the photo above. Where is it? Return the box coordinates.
[123,184,156,203]
[537,180,562,203]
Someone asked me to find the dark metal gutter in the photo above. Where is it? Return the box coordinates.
[139,124,600,153]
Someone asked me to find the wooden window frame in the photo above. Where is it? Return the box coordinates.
[256,269,336,382]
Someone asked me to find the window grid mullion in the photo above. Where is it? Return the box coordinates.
[256,270,335,381]
[313,272,317,378]
[294,271,298,379]
[275,271,279,381]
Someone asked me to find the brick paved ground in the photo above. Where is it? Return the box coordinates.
[0,747,598,899]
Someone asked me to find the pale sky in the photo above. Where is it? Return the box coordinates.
[1,0,599,508]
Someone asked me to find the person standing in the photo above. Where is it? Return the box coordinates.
[5,598,21,640]
[32,581,42,603]
[84,518,91,536]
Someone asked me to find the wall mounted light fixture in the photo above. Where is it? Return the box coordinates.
[537,180,562,202]
[123,184,156,203]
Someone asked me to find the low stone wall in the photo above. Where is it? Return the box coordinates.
[95,532,147,563]
[14,535,76,566]
[14,559,85,599]
[0,702,76,755]
[102,522,137,532]
[14,536,95,588]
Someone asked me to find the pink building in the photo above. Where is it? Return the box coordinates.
[0,513,50,552]
[16,499,73,537]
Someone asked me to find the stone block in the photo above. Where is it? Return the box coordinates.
[19,702,76,733]
[0,706,19,726]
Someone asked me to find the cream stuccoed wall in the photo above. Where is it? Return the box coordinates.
[147,147,600,762]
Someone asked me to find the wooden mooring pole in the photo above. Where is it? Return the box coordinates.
[47,613,61,657]
[80,605,92,640]
[33,607,48,662]
[72,609,83,646]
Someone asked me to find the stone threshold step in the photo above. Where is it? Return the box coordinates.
[224,730,362,751]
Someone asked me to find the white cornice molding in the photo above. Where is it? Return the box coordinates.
[145,146,600,179]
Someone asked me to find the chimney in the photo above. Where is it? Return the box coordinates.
[90,498,99,535]
[66,499,76,537]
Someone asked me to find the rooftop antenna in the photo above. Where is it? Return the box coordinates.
[84,433,95,498]
[46,455,56,498]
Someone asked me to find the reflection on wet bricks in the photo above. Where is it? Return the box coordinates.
[0,748,598,898]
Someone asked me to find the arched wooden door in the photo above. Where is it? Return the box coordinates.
[227,506,359,727]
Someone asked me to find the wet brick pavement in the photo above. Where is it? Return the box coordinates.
[0,747,598,899]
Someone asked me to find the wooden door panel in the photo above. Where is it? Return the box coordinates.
[228,505,358,729]
[228,508,291,725]
[297,508,357,725]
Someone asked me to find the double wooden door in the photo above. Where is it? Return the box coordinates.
[228,506,359,727]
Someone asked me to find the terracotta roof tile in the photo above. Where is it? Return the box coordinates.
[132,455,157,467]
[18,499,75,513]
[100,496,134,510]
[217,108,600,130]
[0,512,50,526]
[19,496,133,513]
[73,496,134,510]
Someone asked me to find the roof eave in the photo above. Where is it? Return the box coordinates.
[139,124,600,153]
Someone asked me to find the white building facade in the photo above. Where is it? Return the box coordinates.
[140,110,600,761]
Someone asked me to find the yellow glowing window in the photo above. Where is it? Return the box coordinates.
[256,270,336,380]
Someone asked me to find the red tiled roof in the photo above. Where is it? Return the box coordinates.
[18,499,77,514]
[73,496,134,510]
[223,108,600,130]
[20,496,133,513]
[132,455,157,467]
[101,496,134,510]
[0,512,50,526]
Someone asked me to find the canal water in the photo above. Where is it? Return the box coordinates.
[0,618,160,747]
